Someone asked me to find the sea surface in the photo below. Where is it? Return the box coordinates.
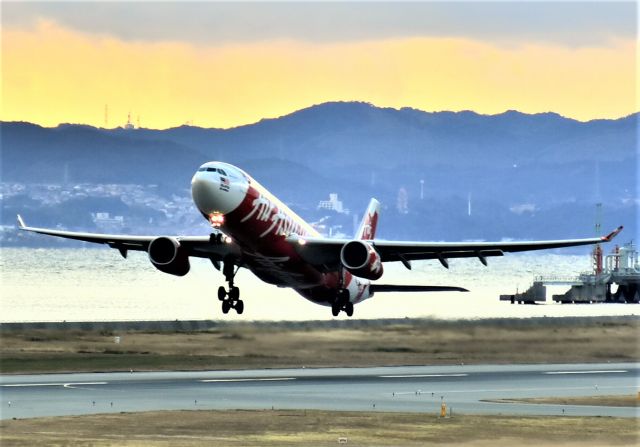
[1,247,636,322]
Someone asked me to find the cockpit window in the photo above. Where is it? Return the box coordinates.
[206,167,216,172]
[198,167,206,172]
[218,169,227,175]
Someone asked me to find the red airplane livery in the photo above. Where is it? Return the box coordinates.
[18,161,623,317]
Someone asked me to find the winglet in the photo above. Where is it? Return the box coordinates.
[601,225,624,242]
[16,214,26,229]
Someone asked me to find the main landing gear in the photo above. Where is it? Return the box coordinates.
[331,288,354,317]
[217,257,244,315]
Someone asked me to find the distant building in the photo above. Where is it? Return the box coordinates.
[318,193,350,215]
[92,212,125,231]
[509,203,537,215]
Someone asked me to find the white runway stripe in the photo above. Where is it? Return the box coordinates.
[543,370,627,375]
[380,374,468,378]
[200,377,296,383]
[2,382,108,387]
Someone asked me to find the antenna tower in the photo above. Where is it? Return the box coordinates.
[593,203,603,275]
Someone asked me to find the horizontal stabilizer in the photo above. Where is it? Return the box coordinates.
[370,285,468,293]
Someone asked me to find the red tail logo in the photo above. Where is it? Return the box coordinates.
[356,199,380,240]
[360,211,378,240]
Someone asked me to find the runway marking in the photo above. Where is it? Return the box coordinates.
[393,385,640,396]
[63,382,108,389]
[543,370,628,375]
[380,374,468,378]
[200,377,296,383]
[1,382,107,388]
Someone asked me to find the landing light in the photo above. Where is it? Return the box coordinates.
[208,212,224,228]
[298,238,307,245]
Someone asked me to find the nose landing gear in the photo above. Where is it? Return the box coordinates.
[217,257,244,315]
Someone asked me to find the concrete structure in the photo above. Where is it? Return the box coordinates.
[501,242,640,304]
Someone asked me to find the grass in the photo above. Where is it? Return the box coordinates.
[490,395,640,408]
[2,410,639,447]
[1,318,638,374]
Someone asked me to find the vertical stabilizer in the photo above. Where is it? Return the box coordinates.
[356,198,380,240]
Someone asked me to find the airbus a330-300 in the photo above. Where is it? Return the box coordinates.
[18,161,622,317]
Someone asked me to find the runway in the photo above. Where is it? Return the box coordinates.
[1,363,638,419]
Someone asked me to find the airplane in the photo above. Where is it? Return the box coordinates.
[17,161,623,317]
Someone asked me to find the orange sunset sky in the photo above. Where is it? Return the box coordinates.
[1,2,637,129]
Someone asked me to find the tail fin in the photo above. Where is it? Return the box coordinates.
[356,198,380,240]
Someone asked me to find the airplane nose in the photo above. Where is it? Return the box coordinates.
[191,173,220,214]
[191,171,247,215]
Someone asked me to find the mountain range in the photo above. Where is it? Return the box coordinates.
[1,102,637,242]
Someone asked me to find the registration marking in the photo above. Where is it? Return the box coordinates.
[543,370,627,375]
[200,377,296,383]
[380,374,468,378]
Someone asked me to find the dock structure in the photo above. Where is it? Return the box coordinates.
[500,242,640,305]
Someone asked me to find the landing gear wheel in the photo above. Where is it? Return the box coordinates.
[235,300,244,314]
[221,300,231,314]
[331,303,340,317]
[217,286,227,301]
[345,302,354,317]
[624,284,639,303]
[229,286,240,301]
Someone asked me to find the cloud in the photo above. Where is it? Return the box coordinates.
[2,19,635,129]
[2,1,636,47]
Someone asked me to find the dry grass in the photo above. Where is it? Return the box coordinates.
[491,395,640,407]
[1,318,638,374]
[1,410,638,447]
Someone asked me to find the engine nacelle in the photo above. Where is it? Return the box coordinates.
[340,240,383,280]
[147,236,190,276]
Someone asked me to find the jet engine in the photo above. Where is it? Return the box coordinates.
[147,237,190,276]
[340,240,383,280]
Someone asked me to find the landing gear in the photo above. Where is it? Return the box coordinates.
[331,288,354,317]
[235,300,244,314]
[344,302,354,317]
[218,286,244,315]
[209,232,225,244]
[621,284,639,303]
[217,257,244,315]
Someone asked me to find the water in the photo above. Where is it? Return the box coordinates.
[0,248,636,322]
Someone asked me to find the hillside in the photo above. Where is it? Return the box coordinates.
[1,102,637,242]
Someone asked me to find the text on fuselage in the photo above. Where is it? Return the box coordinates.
[241,193,305,238]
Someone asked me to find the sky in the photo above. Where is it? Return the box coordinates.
[2,1,637,129]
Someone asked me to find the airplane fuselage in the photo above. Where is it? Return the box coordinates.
[191,161,372,306]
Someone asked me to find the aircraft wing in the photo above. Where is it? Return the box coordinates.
[16,215,236,260]
[288,226,623,270]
